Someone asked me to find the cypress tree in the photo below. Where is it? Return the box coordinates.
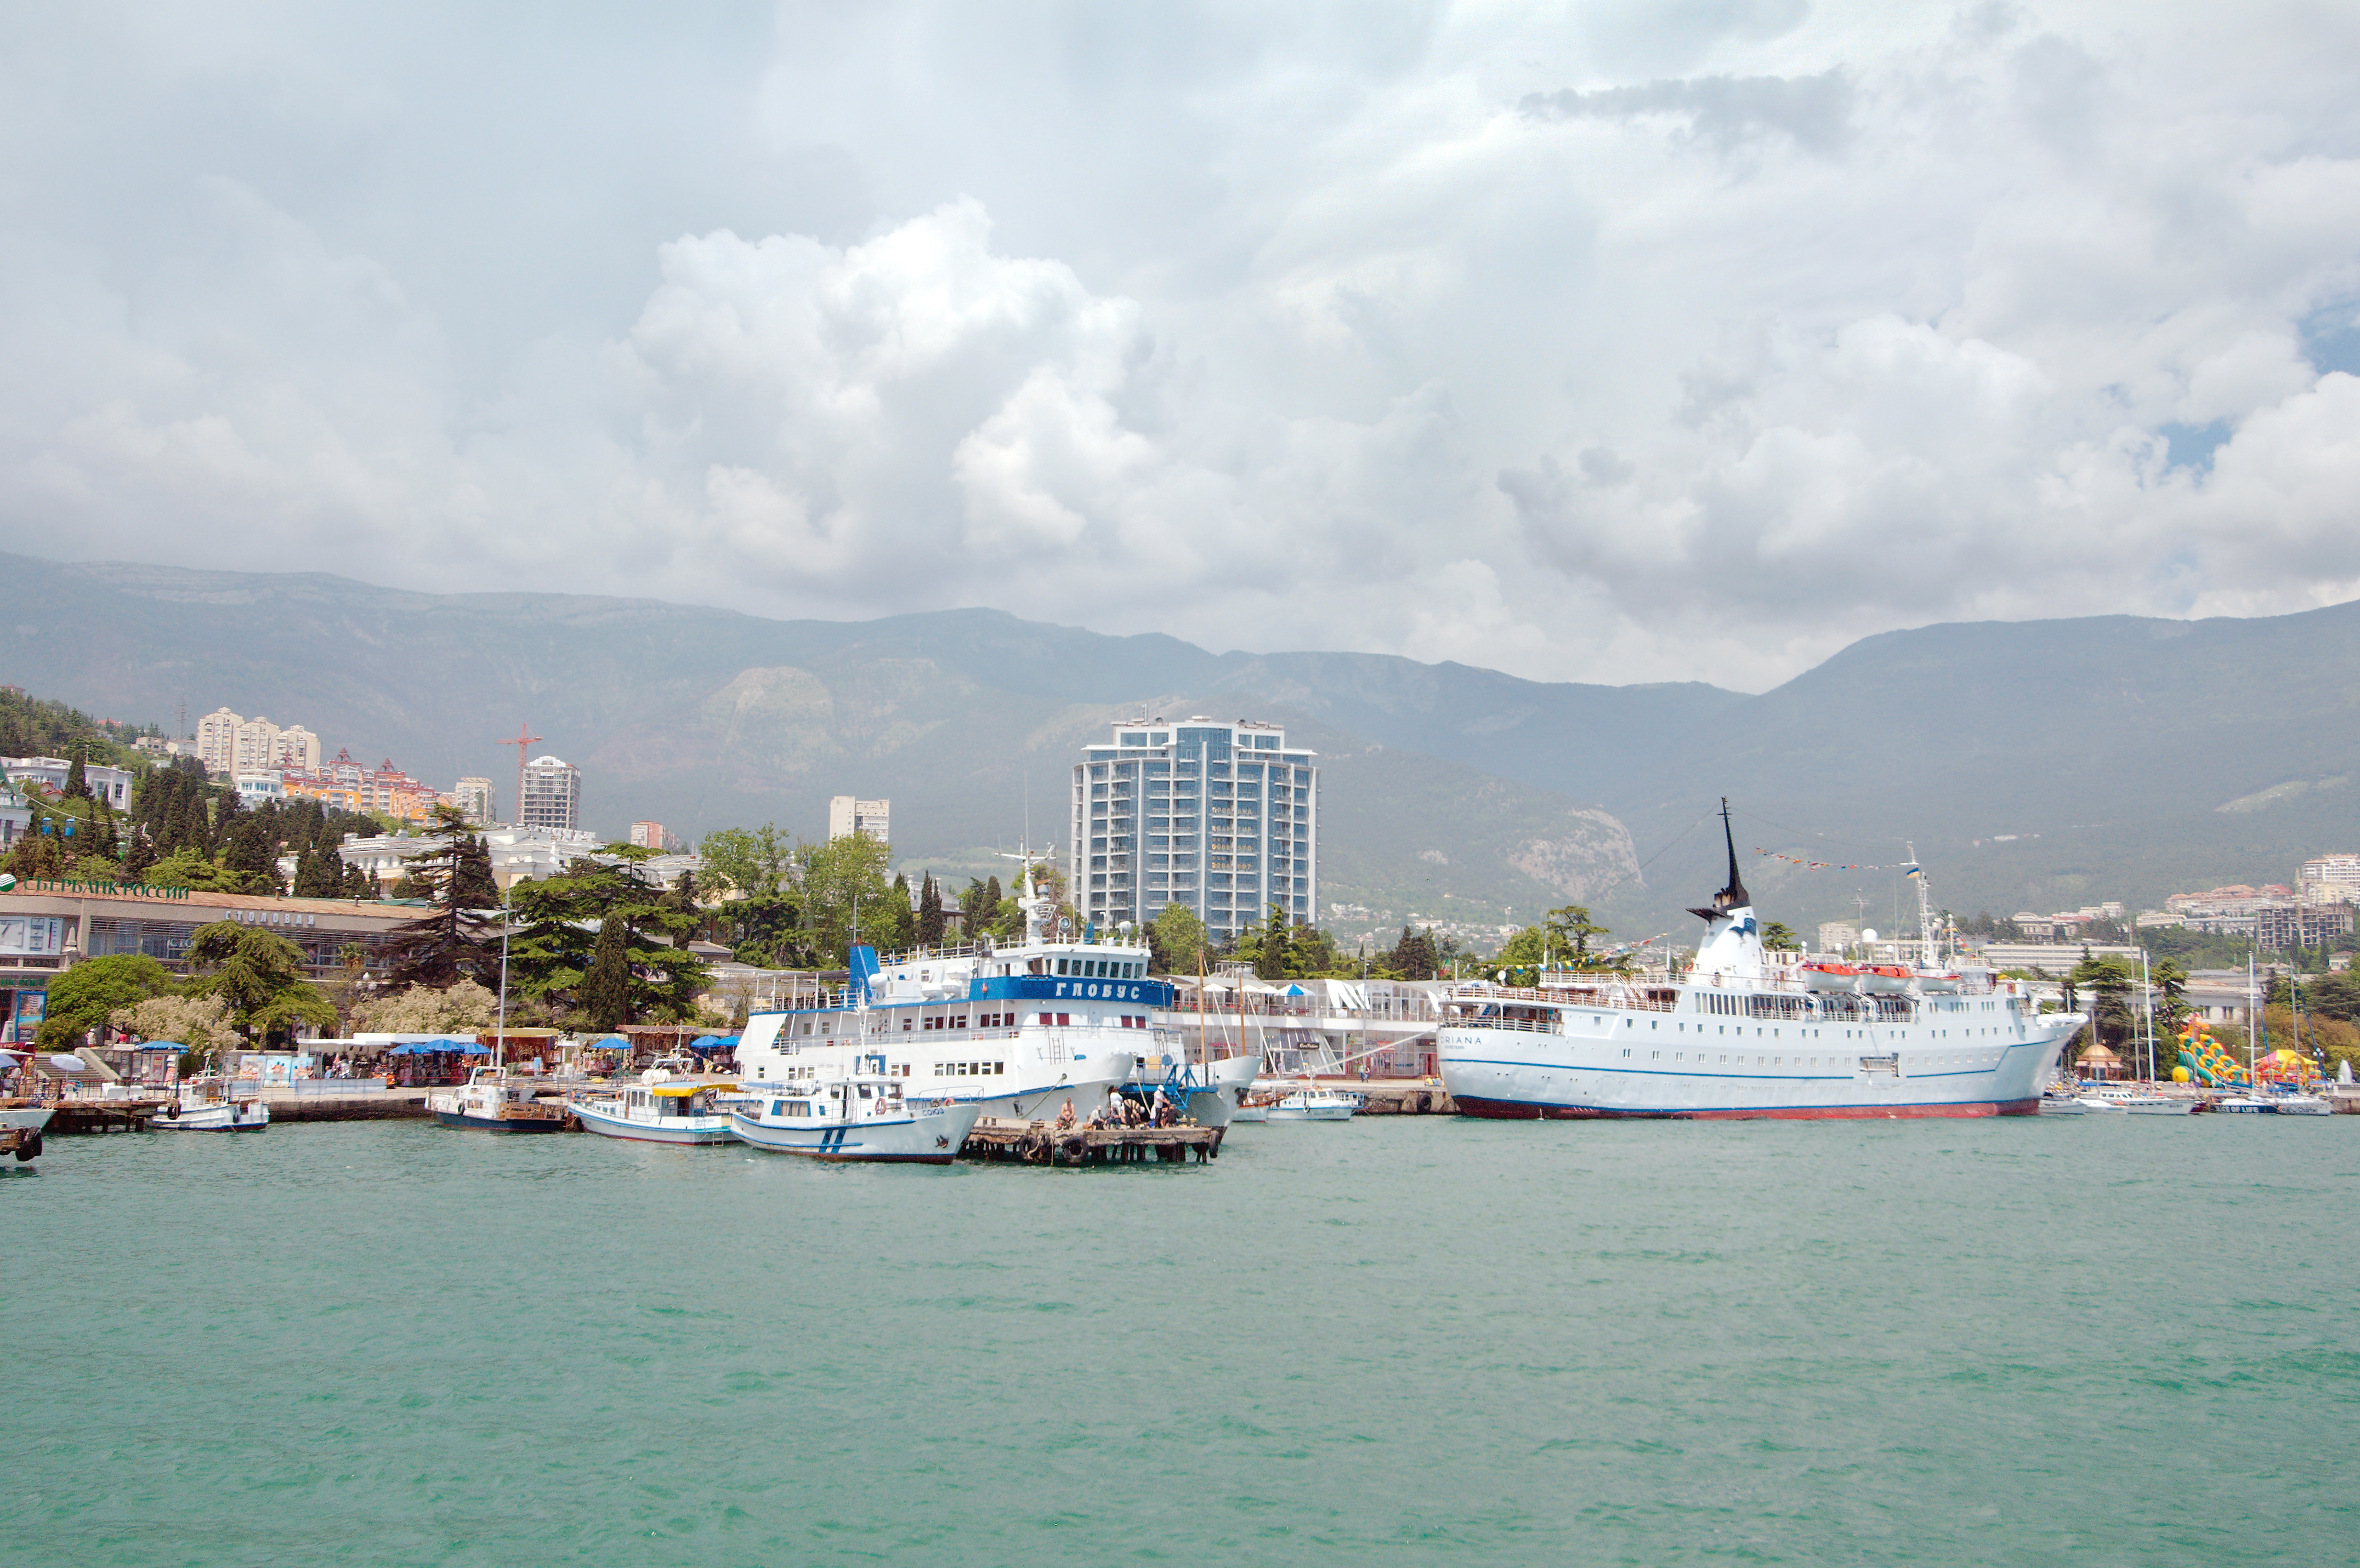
[580,914,632,1032]
[64,751,90,800]
[917,874,945,946]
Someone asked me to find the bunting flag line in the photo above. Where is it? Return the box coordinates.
[1752,848,1918,873]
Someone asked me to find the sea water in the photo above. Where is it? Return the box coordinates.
[8,1116,2356,1565]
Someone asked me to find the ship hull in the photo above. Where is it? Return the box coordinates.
[1454,1094,2039,1120]
[1440,1013,2075,1123]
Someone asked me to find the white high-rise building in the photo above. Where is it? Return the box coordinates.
[1071,717,1318,942]
[196,707,242,774]
[2299,854,2360,905]
[827,796,890,844]
[519,755,582,832]
[274,724,322,772]
[231,717,282,774]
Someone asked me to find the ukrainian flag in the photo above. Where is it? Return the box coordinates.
[1904,866,1924,880]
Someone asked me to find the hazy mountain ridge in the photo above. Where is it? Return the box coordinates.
[9,552,2356,943]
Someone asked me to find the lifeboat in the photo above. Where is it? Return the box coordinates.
[1914,970,1962,993]
[1798,960,1860,993]
[1858,964,1914,994]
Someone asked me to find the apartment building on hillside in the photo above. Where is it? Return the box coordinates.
[1071,717,1317,942]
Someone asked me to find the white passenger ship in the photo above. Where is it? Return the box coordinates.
[1439,804,2083,1120]
[733,855,1168,1124]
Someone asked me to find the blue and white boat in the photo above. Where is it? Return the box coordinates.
[572,1076,740,1144]
[733,852,1169,1128]
[731,1061,983,1162]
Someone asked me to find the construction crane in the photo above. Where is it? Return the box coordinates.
[500,721,542,826]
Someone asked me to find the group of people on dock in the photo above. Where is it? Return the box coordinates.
[1048,1088,1187,1131]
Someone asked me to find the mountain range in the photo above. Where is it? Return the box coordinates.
[8,550,2356,947]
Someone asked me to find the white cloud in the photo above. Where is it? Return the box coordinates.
[0,3,2357,689]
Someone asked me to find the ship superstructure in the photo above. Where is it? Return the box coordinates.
[1438,803,2083,1120]
[733,851,1178,1123]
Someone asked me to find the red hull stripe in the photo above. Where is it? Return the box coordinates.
[1453,1095,2040,1122]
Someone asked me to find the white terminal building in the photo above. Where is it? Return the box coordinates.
[1070,717,1317,942]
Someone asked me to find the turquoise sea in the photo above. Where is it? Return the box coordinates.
[10,1115,2357,1565]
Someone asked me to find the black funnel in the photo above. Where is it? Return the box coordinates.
[1686,797,1751,923]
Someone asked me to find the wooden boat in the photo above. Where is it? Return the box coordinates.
[572,1080,739,1144]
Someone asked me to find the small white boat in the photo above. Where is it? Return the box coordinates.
[2038,1093,2089,1116]
[1857,965,1914,995]
[572,1080,739,1145]
[2215,1095,2277,1115]
[427,1067,572,1133]
[1229,1103,1271,1124]
[152,1076,270,1132]
[1913,970,1963,993]
[2271,1093,2332,1116]
[2081,1087,2194,1116]
[732,1071,983,1162]
[1265,1086,1360,1122]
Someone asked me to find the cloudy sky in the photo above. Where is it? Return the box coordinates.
[3,2,2356,690]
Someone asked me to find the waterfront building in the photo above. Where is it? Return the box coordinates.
[827,796,889,843]
[453,777,495,825]
[1,756,135,811]
[519,755,582,832]
[0,880,422,1044]
[1070,716,1318,944]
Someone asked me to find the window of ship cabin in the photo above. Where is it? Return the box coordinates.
[995,1062,1005,1074]
[903,1018,913,1031]
[1056,958,1070,975]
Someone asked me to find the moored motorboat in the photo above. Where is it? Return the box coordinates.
[1265,1084,1360,1121]
[731,1067,982,1162]
[152,1076,270,1132]
[571,1080,739,1144]
[427,1067,572,1132]
[2081,1086,2195,1115]
[2038,1092,2090,1115]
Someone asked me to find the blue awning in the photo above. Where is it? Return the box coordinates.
[386,1040,490,1056]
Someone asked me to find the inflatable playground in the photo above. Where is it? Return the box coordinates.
[2172,1018,2320,1088]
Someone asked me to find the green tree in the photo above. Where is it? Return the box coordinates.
[508,857,708,1022]
[63,750,90,800]
[1385,925,1440,980]
[885,872,917,950]
[916,873,946,946]
[2152,957,2192,1036]
[2069,951,2138,1064]
[579,914,633,1031]
[799,832,896,959]
[1148,901,1211,975]
[222,813,283,895]
[699,823,798,900]
[183,922,337,1048]
[1251,902,1293,980]
[381,806,500,987]
[35,953,173,1050]
[1760,920,1803,952]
